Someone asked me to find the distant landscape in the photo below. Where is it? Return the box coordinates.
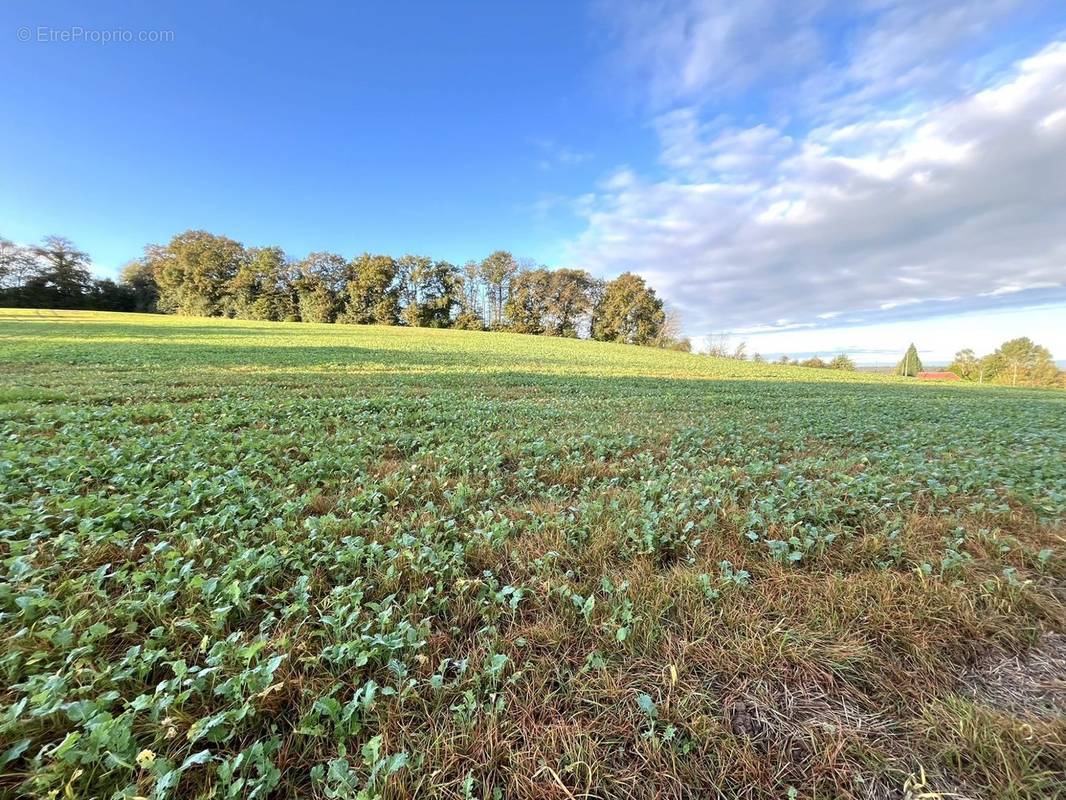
[2,232,1062,389]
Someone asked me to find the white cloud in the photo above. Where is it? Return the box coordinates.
[530,138,592,171]
[568,37,1066,334]
[598,0,827,105]
[599,0,1035,109]
[655,110,794,178]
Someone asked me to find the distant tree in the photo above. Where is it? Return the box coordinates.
[986,337,1059,387]
[150,230,248,316]
[396,255,460,327]
[544,268,594,337]
[453,310,485,330]
[775,354,791,365]
[29,236,93,299]
[0,237,17,288]
[0,238,38,290]
[829,353,856,371]
[947,348,979,381]
[592,272,665,345]
[87,278,136,311]
[292,252,346,323]
[342,253,399,324]
[418,261,461,328]
[505,268,552,334]
[226,246,295,321]
[396,254,432,327]
[801,356,827,368]
[459,260,485,323]
[751,352,765,363]
[895,343,923,377]
[119,259,159,312]
[978,353,997,384]
[294,278,337,323]
[585,277,607,338]
[704,333,731,358]
[651,306,686,349]
[299,252,348,294]
[479,250,518,328]
[1,235,151,311]
[732,341,748,361]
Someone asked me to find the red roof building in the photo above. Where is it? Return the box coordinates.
[916,371,961,381]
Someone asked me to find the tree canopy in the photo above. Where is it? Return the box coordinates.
[0,231,685,350]
[591,272,666,346]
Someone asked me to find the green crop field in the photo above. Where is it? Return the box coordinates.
[1,309,1064,800]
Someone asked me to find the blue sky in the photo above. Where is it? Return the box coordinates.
[3,1,1065,361]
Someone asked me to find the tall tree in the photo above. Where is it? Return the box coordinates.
[586,277,607,339]
[342,253,399,324]
[31,236,93,298]
[292,252,347,323]
[293,278,337,323]
[396,254,432,326]
[505,268,552,334]
[150,231,248,316]
[544,268,593,337]
[895,343,923,377]
[299,252,348,294]
[479,250,518,328]
[453,261,486,330]
[829,354,856,371]
[591,272,666,346]
[986,337,1059,387]
[227,246,296,321]
[398,255,459,327]
[947,348,979,380]
[119,259,160,312]
[0,238,39,290]
[459,260,484,321]
[651,305,685,349]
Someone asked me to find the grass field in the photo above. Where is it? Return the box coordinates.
[1,309,1064,800]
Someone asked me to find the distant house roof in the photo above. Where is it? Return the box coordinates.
[916,371,961,381]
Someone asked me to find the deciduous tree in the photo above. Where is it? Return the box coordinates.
[544,268,593,337]
[505,268,552,334]
[31,236,93,298]
[479,250,518,328]
[397,256,459,327]
[947,348,979,380]
[119,259,160,312]
[988,337,1059,387]
[0,238,38,290]
[342,254,400,324]
[591,272,666,345]
[150,230,248,316]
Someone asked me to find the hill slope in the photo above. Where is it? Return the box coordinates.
[1,310,1064,799]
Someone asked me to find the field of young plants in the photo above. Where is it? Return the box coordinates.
[1,309,1064,800]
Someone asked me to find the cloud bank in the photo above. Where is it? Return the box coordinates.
[572,2,1066,335]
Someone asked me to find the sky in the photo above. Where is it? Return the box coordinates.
[2,1,1065,363]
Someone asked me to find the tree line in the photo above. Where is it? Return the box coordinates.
[947,339,1062,387]
[892,340,1061,387]
[0,231,686,348]
[0,236,156,312]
